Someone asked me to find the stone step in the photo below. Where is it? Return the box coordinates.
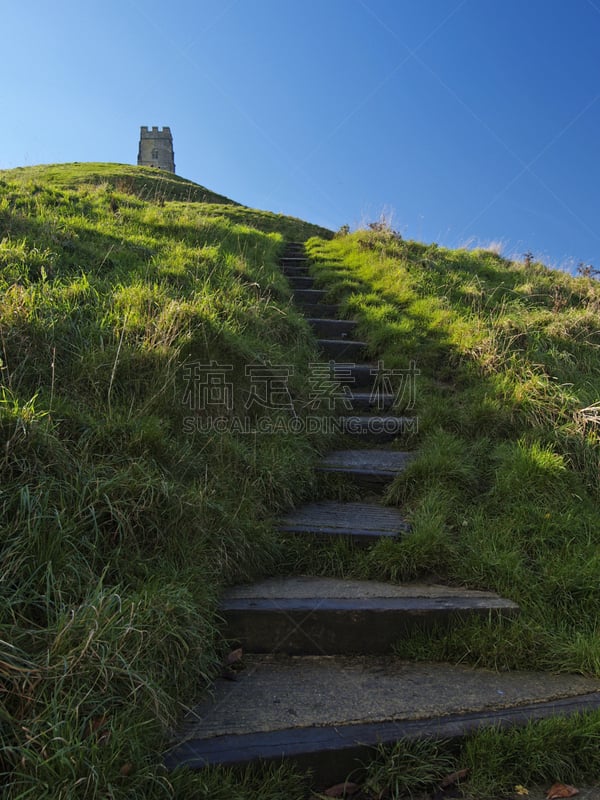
[307,318,358,338]
[318,449,414,486]
[317,338,367,360]
[220,576,518,655]
[287,275,315,290]
[278,500,409,545]
[165,656,600,787]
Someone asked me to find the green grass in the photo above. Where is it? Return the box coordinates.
[3,164,600,798]
[0,163,331,798]
[301,228,600,678]
[360,712,600,799]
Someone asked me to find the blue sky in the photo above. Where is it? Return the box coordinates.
[3,1,600,271]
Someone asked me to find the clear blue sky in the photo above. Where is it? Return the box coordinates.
[3,1,600,271]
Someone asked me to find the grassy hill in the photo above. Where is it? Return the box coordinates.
[0,164,331,798]
[2,165,600,798]
[304,227,600,676]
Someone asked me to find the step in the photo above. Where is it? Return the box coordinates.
[280,257,309,267]
[314,363,385,389]
[307,318,358,338]
[220,576,519,655]
[281,264,310,277]
[287,275,315,290]
[322,416,417,442]
[278,500,409,544]
[282,243,305,252]
[298,303,340,318]
[318,449,414,485]
[317,338,367,360]
[165,656,600,786]
[293,288,329,305]
[348,390,396,411]
[306,362,387,390]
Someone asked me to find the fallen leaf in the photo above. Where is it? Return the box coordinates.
[441,768,469,788]
[322,781,361,797]
[225,648,243,665]
[515,786,529,796]
[546,784,579,799]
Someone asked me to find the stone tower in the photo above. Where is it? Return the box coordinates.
[137,126,175,173]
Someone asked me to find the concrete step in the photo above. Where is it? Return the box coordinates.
[278,500,409,545]
[288,275,315,290]
[220,576,519,655]
[318,449,414,486]
[165,656,600,786]
[307,362,391,390]
[347,390,396,411]
[326,415,416,442]
[281,264,310,277]
[280,257,309,268]
[310,363,385,389]
[293,288,329,305]
[307,318,358,338]
[298,303,340,318]
[317,338,367,360]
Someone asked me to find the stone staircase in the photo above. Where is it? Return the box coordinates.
[165,242,600,787]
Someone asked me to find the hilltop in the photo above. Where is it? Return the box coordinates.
[2,164,600,799]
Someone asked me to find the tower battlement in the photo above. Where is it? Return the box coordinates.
[137,125,175,173]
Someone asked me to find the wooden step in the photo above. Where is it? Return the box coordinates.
[317,338,367,360]
[318,449,414,485]
[165,657,600,787]
[307,318,358,338]
[219,576,519,655]
[278,500,409,544]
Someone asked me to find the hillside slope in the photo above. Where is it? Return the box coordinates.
[303,228,600,674]
[3,165,600,798]
[0,164,331,798]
